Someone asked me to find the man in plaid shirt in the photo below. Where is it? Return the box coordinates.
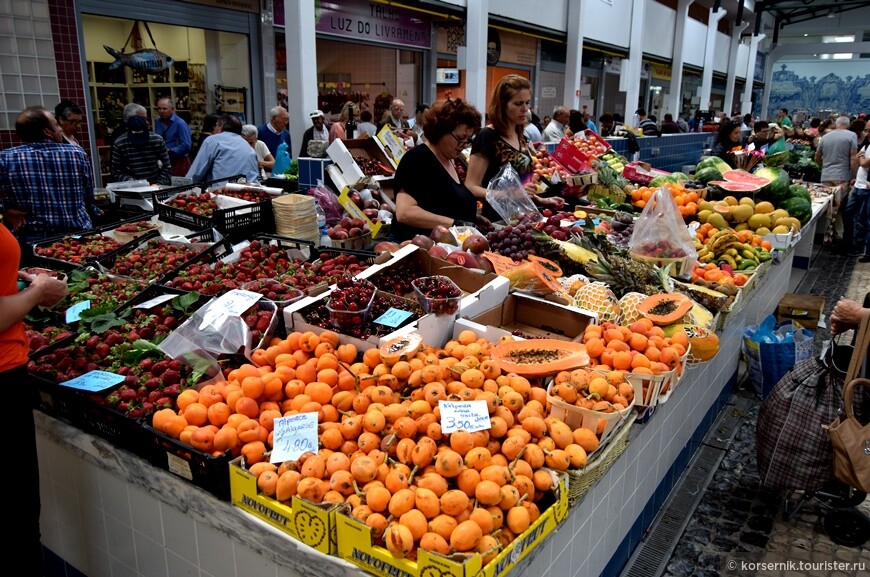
[0,106,95,249]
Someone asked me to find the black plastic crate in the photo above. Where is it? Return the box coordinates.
[152,176,275,239]
[158,233,315,294]
[309,245,380,265]
[93,229,231,284]
[143,424,233,500]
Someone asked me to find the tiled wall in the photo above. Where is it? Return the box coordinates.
[0,0,89,155]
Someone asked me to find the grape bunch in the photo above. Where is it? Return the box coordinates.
[485,222,538,261]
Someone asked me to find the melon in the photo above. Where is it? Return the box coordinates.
[663,324,719,362]
[618,292,648,325]
[708,180,762,193]
[780,197,812,224]
[754,167,790,203]
[695,167,724,185]
[722,170,772,188]
[574,282,620,323]
[696,156,731,174]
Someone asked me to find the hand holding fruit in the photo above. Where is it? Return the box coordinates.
[29,273,68,308]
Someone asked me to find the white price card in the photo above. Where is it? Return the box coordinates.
[270,412,319,463]
[134,293,177,310]
[199,289,262,330]
[65,300,91,323]
[60,370,125,392]
[438,400,491,433]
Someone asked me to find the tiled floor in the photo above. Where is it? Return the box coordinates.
[663,240,870,576]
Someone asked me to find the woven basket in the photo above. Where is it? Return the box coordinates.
[565,413,635,506]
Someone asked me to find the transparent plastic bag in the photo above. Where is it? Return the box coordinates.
[307,180,344,226]
[158,290,277,365]
[628,186,698,263]
[485,163,541,223]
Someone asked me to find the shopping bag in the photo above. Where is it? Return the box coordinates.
[757,308,870,491]
[742,315,815,398]
[755,354,845,491]
[828,378,870,492]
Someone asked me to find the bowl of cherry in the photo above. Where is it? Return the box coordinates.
[326,277,376,330]
[411,275,462,316]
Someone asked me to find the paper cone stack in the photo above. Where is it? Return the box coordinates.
[272,194,320,243]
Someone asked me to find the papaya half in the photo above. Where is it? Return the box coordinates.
[489,339,590,377]
[637,293,693,326]
[663,324,720,362]
[379,333,424,366]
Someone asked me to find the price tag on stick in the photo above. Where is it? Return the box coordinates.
[60,370,125,392]
[270,412,319,463]
[439,400,491,433]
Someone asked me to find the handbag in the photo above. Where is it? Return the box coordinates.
[756,308,870,491]
[827,310,870,492]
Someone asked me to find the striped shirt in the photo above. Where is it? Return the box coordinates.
[0,140,94,234]
[111,133,172,185]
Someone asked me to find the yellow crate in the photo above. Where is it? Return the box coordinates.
[228,456,338,555]
[335,472,570,577]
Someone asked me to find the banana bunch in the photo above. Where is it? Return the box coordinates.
[695,230,772,271]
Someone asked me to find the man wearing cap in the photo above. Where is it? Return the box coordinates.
[111,115,172,185]
[299,110,330,157]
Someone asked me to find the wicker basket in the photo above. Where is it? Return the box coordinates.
[565,413,635,506]
[546,378,634,453]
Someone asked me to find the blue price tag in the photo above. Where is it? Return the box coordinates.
[271,412,319,463]
[61,370,125,392]
[373,307,413,328]
[65,300,91,323]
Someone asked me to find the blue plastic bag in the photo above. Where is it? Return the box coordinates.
[743,314,814,398]
[272,142,291,175]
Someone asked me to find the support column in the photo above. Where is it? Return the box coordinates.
[667,0,692,121]
[724,20,749,116]
[465,0,489,125]
[760,44,778,121]
[261,0,277,118]
[699,7,726,111]
[563,0,584,110]
[284,0,318,159]
[741,33,765,115]
[622,0,646,122]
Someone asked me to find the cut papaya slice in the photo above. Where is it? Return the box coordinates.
[490,339,590,377]
[379,333,423,366]
[637,293,693,325]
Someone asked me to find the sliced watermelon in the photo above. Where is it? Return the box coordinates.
[722,170,772,187]
[708,180,761,192]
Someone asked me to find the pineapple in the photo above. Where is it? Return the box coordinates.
[574,281,620,323]
[582,244,670,299]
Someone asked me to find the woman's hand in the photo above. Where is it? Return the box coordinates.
[29,274,67,308]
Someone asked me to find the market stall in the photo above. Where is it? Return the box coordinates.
[27,136,832,577]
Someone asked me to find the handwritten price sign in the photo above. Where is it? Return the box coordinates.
[439,400,491,433]
[270,412,318,463]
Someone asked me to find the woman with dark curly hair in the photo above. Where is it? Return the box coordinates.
[391,99,482,241]
[710,120,742,168]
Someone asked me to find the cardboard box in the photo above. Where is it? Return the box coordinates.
[777,293,825,329]
[337,186,386,238]
[375,124,406,168]
[284,245,510,349]
[454,292,598,343]
[335,472,569,577]
[326,137,395,189]
[228,457,338,554]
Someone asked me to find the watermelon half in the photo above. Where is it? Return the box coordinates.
[722,170,772,188]
[708,180,762,193]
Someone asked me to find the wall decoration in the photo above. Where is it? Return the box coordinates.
[103,21,174,74]
[769,63,870,118]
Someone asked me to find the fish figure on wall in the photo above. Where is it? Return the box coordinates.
[103,45,174,73]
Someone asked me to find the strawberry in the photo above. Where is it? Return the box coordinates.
[161,370,180,385]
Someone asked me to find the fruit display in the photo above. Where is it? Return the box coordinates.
[113,220,161,234]
[694,228,773,272]
[326,277,377,329]
[154,328,581,564]
[240,278,304,305]
[163,191,219,216]
[217,186,275,202]
[35,235,124,264]
[327,216,370,241]
[163,242,370,296]
[106,238,202,280]
[695,195,801,235]
[352,155,392,177]
[532,148,572,182]
[629,181,701,218]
